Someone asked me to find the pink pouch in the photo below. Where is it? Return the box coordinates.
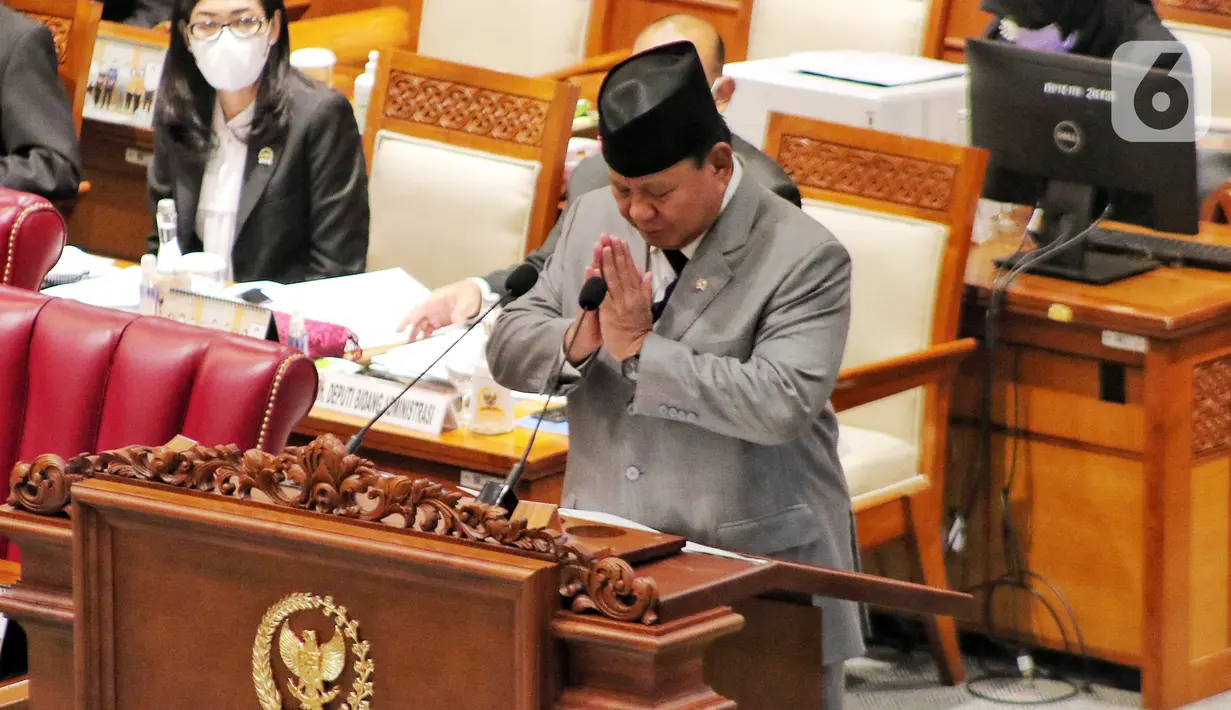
[272,311,361,360]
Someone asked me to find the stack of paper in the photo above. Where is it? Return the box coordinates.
[790,50,966,87]
[43,246,121,286]
[558,508,770,564]
[228,269,430,350]
[367,327,485,386]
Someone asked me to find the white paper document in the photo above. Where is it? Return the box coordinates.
[368,327,486,386]
[43,245,120,286]
[559,508,770,565]
[790,50,966,87]
[258,269,429,350]
[42,265,142,310]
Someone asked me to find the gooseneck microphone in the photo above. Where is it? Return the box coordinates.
[345,263,540,456]
[476,276,608,514]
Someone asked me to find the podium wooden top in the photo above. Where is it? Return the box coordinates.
[965,220,1231,340]
[5,433,974,627]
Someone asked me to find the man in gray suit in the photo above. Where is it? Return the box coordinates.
[0,3,82,200]
[487,41,861,709]
[399,14,800,341]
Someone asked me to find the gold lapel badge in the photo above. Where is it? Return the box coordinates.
[253,592,373,710]
[258,147,275,166]
[695,278,708,291]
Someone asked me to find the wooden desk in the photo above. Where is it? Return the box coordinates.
[952,221,1231,709]
[294,403,568,504]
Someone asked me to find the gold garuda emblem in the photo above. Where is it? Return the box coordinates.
[253,593,374,710]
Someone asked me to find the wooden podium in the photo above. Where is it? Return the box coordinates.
[0,435,971,709]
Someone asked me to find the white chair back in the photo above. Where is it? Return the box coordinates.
[748,0,929,60]
[1167,22,1231,123]
[801,200,948,446]
[367,130,542,289]
[418,0,592,76]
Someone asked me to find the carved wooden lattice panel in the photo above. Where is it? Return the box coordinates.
[24,13,71,65]
[1158,0,1231,18]
[1193,355,1231,454]
[778,134,958,212]
[382,70,549,147]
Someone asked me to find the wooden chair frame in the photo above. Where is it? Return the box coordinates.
[542,48,629,105]
[10,0,102,136]
[363,50,579,254]
[920,0,987,61]
[764,112,988,685]
[1202,178,1231,224]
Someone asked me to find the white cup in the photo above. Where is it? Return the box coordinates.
[290,48,336,87]
[178,251,226,292]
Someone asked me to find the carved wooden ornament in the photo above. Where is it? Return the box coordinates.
[778,134,958,212]
[24,13,71,64]
[382,70,550,147]
[7,434,659,624]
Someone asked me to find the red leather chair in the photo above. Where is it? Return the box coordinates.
[0,189,67,291]
[0,286,318,559]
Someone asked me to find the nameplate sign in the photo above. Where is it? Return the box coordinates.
[316,370,455,436]
[160,288,275,340]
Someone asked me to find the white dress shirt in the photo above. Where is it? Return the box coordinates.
[195,100,255,282]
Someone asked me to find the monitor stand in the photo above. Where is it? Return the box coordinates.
[993,181,1159,285]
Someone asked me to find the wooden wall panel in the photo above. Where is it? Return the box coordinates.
[586,0,753,62]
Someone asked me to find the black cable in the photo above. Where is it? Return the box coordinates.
[957,202,1112,703]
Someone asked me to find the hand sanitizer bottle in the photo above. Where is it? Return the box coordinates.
[138,253,159,316]
[352,50,379,137]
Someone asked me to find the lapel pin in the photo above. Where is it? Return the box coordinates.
[695,278,708,291]
[257,147,274,166]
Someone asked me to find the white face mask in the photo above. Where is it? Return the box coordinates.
[190,30,271,93]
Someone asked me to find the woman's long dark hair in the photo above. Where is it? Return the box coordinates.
[155,0,292,159]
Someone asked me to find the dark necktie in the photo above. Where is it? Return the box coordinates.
[651,249,688,322]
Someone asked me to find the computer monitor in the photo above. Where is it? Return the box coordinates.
[966,38,1200,284]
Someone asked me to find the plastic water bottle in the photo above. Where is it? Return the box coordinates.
[138,253,159,316]
[352,50,379,136]
[287,309,309,355]
[155,198,182,282]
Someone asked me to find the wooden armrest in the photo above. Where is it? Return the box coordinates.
[543,48,631,81]
[1201,178,1231,223]
[290,6,412,66]
[832,338,977,412]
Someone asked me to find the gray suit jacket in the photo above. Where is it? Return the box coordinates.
[0,5,81,200]
[484,134,799,296]
[487,170,864,664]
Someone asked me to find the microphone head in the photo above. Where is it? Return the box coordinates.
[503,263,540,299]
[578,276,608,311]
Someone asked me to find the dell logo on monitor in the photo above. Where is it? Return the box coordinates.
[1054,120,1083,153]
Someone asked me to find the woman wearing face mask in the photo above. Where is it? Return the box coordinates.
[147,0,368,284]
[980,0,1176,57]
